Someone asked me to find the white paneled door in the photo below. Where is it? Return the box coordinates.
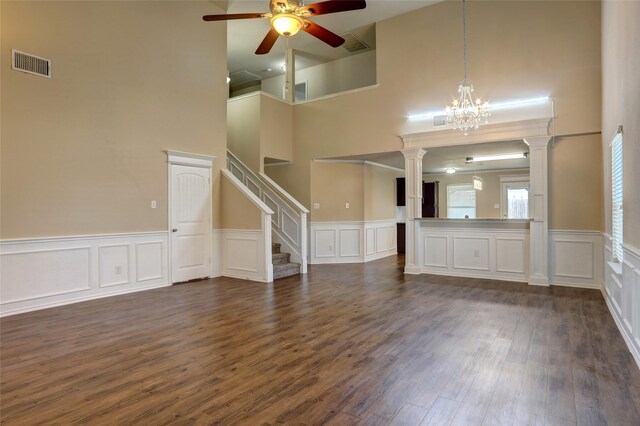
[170,164,211,283]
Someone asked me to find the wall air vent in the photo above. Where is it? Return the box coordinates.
[12,49,51,78]
[433,115,447,127]
[341,32,369,53]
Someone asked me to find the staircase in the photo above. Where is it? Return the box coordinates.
[227,150,309,275]
[272,243,301,280]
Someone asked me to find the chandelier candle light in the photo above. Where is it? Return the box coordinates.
[445,0,490,133]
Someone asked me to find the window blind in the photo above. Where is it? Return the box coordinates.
[611,133,623,262]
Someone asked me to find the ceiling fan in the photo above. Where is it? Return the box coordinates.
[203,0,367,55]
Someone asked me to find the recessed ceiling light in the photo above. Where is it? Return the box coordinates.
[446,168,456,174]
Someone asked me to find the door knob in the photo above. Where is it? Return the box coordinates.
[172,228,178,232]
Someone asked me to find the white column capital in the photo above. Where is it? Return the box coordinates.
[402,147,427,160]
[524,136,552,148]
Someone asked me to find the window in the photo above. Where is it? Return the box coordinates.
[295,82,307,102]
[611,132,624,262]
[447,184,476,218]
[500,175,530,219]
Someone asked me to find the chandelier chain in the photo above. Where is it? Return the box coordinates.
[463,0,467,82]
[444,0,490,132]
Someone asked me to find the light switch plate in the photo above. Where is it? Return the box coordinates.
[346,202,350,209]
[494,203,499,209]
[151,200,157,209]
[314,203,320,209]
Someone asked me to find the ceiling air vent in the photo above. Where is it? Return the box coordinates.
[433,115,447,127]
[341,32,368,53]
[12,49,51,78]
[228,70,261,88]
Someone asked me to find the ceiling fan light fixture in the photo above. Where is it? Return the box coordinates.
[271,14,304,37]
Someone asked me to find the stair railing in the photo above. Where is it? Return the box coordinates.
[227,150,309,273]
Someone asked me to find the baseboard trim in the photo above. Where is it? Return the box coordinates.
[549,279,602,290]
[309,250,397,265]
[421,269,529,283]
[603,289,640,370]
[0,281,169,317]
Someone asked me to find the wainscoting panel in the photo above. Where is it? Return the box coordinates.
[424,236,447,269]
[365,228,376,256]
[99,244,130,288]
[310,220,396,264]
[339,229,361,258]
[495,238,527,274]
[420,226,529,282]
[453,237,491,271]
[136,242,164,282]
[314,229,337,259]
[222,230,268,282]
[549,231,603,289]
[603,235,640,369]
[0,232,169,317]
[366,221,396,262]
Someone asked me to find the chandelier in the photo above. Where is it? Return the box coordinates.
[445,0,489,132]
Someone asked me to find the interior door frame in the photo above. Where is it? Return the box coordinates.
[166,150,216,284]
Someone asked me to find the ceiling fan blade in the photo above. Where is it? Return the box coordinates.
[255,28,280,55]
[302,20,345,48]
[203,13,267,21]
[300,0,366,16]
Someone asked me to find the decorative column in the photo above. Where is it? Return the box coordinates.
[402,148,427,274]
[524,136,552,286]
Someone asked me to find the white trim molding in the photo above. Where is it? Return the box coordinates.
[420,225,530,283]
[211,229,272,283]
[309,220,397,264]
[0,232,169,317]
[603,235,640,369]
[166,150,216,168]
[549,230,603,289]
[401,118,552,150]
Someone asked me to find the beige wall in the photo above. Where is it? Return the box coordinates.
[227,93,293,173]
[261,50,377,100]
[267,1,602,230]
[308,161,398,223]
[0,1,228,239]
[260,95,293,168]
[549,134,603,231]
[310,162,364,222]
[227,94,261,172]
[221,177,261,230]
[424,169,529,219]
[602,0,640,248]
[364,164,400,221]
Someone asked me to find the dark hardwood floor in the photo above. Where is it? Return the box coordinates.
[2,255,640,425]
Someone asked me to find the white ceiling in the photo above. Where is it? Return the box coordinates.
[207,0,440,81]
[323,140,531,174]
